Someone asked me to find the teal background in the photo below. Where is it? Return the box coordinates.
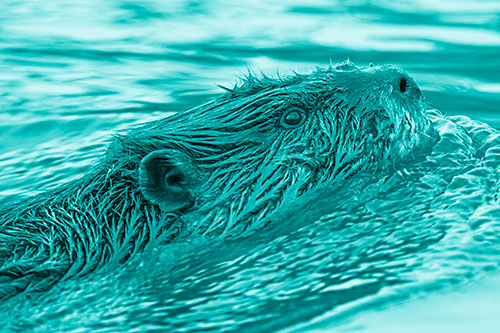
[0,0,499,331]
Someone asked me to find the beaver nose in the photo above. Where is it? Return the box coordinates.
[396,76,421,98]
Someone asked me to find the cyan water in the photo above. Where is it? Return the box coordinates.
[1,0,500,332]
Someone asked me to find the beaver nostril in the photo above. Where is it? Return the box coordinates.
[399,78,407,93]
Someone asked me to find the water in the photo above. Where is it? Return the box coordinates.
[0,0,499,331]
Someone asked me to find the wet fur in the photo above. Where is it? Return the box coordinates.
[0,61,433,299]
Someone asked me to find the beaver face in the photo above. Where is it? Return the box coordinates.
[111,61,432,237]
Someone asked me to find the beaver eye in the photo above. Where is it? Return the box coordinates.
[281,107,305,128]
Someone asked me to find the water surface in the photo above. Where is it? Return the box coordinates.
[0,0,499,331]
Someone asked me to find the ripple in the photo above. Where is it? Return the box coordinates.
[0,0,500,331]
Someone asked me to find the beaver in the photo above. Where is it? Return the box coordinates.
[0,61,433,299]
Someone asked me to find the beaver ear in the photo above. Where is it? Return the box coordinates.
[138,149,199,212]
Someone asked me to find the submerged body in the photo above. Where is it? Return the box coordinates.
[0,61,434,299]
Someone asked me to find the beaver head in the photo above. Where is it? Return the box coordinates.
[108,61,432,238]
